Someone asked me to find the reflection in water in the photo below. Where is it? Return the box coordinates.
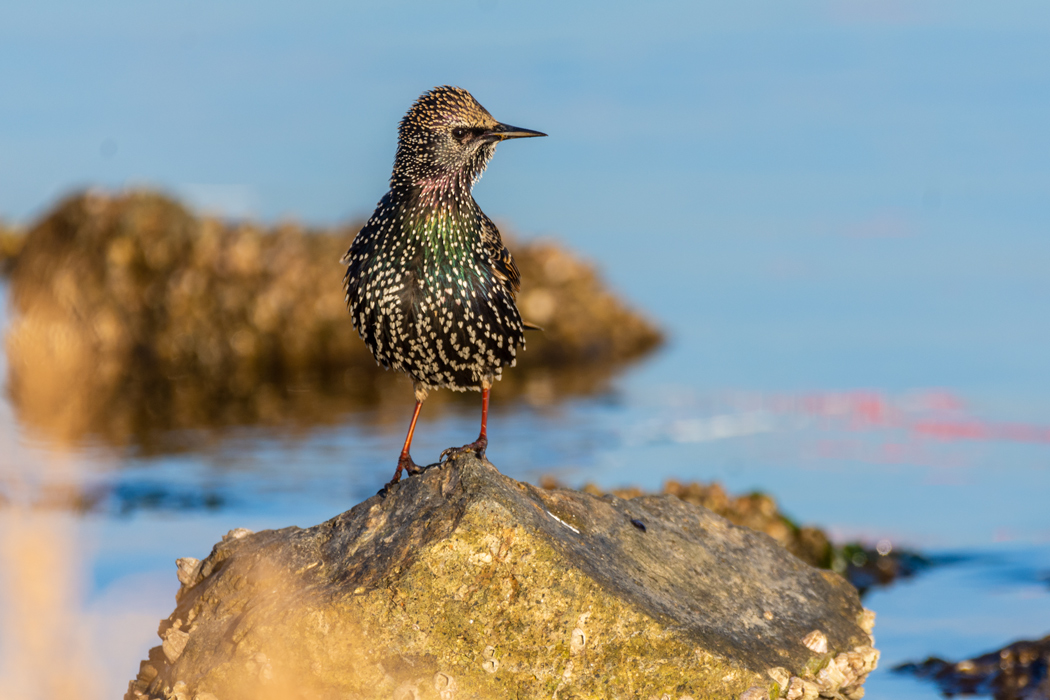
[23,480,228,517]
[0,428,106,700]
[622,387,1050,470]
[0,509,99,699]
[4,191,660,451]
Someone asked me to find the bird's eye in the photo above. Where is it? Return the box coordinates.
[451,127,468,140]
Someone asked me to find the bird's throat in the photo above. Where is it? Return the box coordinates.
[404,173,480,249]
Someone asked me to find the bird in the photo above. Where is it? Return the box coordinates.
[341,86,545,485]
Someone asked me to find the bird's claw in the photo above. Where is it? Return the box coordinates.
[440,435,488,463]
[387,453,426,488]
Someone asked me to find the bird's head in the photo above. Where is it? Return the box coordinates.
[393,86,545,188]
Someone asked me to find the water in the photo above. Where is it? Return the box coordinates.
[4,297,1050,699]
[3,2,1050,698]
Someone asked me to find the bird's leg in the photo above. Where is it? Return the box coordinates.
[389,390,427,485]
[468,385,490,456]
[441,382,490,462]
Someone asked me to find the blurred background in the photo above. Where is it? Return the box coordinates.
[2,1,1050,698]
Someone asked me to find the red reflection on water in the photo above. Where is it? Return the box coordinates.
[912,420,1050,443]
[805,437,968,470]
[765,389,1049,445]
[653,388,1046,470]
[740,388,1049,470]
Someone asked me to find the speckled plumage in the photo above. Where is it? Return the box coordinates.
[341,86,545,483]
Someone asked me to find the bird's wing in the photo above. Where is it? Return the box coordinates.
[341,194,392,312]
[479,211,521,297]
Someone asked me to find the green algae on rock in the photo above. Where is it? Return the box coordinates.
[5,190,661,448]
[127,455,878,700]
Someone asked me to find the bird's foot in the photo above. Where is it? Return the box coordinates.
[440,435,488,463]
[386,453,427,487]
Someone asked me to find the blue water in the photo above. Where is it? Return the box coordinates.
[3,2,1050,698]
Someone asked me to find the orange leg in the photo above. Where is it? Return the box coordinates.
[478,385,490,447]
[441,386,490,462]
[390,399,424,485]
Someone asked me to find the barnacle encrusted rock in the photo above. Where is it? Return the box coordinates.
[126,455,877,700]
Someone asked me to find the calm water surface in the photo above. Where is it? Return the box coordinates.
[2,262,1049,699]
[3,3,1050,697]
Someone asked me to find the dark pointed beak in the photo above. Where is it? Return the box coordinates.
[485,122,547,141]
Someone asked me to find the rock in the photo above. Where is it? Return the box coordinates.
[161,624,190,664]
[832,542,934,596]
[0,220,23,272]
[551,477,932,595]
[895,633,1050,699]
[547,478,837,569]
[127,454,878,700]
[175,558,201,586]
[802,630,828,654]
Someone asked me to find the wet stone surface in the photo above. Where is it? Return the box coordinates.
[128,454,878,700]
[896,634,1050,700]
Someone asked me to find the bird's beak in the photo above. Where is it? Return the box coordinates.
[485,122,547,141]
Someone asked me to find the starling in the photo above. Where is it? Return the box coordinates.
[341,86,545,484]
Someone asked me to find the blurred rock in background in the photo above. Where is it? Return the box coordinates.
[3,190,661,450]
[0,220,24,273]
[895,634,1050,700]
